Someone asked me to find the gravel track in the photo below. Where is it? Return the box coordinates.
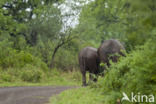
[0,86,77,104]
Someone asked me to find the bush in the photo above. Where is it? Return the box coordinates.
[0,36,48,70]
[0,73,13,82]
[96,38,156,104]
[54,48,79,70]
[20,65,43,83]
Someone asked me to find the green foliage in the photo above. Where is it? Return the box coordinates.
[0,0,81,86]
[0,73,13,82]
[0,46,46,70]
[0,34,48,71]
[0,67,81,86]
[27,4,62,44]
[20,65,43,82]
[26,4,65,66]
[50,36,156,104]
[0,0,59,23]
[93,38,156,104]
[77,0,156,50]
[0,2,155,102]
[54,42,80,70]
[49,0,156,103]
[100,62,105,67]
[76,0,126,45]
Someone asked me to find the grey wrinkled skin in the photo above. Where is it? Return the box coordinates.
[98,39,125,68]
[78,47,100,86]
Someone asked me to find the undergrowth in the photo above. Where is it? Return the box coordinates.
[50,39,156,104]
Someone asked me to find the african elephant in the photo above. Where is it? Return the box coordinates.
[98,39,125,68]
[78,47,100,86]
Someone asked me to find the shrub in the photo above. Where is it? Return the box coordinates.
[96,38,156,104]
[20,65,43,83]
[0,73,13,82]
[0,37,48,70]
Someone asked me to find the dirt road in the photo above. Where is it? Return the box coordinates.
[0,86,77,104]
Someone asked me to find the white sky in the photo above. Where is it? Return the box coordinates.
[58,0,94,30]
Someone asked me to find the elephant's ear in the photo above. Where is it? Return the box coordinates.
[97,48,101,62]
[97,47,100,56]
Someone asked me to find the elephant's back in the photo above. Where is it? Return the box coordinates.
[78,47,98,66]
[79,47,97,59]
[78,47,98,72]
[98,39,124,54]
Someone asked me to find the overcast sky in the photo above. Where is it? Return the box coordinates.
[24,0,94,31]
[57,0,94,31]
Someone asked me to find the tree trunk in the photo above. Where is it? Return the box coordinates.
[49,44,62,68]
[49,35,75,68]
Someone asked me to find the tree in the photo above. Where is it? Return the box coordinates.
[77,0,156,50]
[0,0,61,47]
[1,0,60,22]
[49,28,77,68]
[27,4,62,45]
[28,4,77,68]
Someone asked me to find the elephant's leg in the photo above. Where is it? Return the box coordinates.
[93,75,98,82]
[88,73,94,84]
[89,73,94,82]
[82,71,87,86]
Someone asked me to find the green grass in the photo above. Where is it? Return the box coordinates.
[50,87,104,104]
[0,68,82,87]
